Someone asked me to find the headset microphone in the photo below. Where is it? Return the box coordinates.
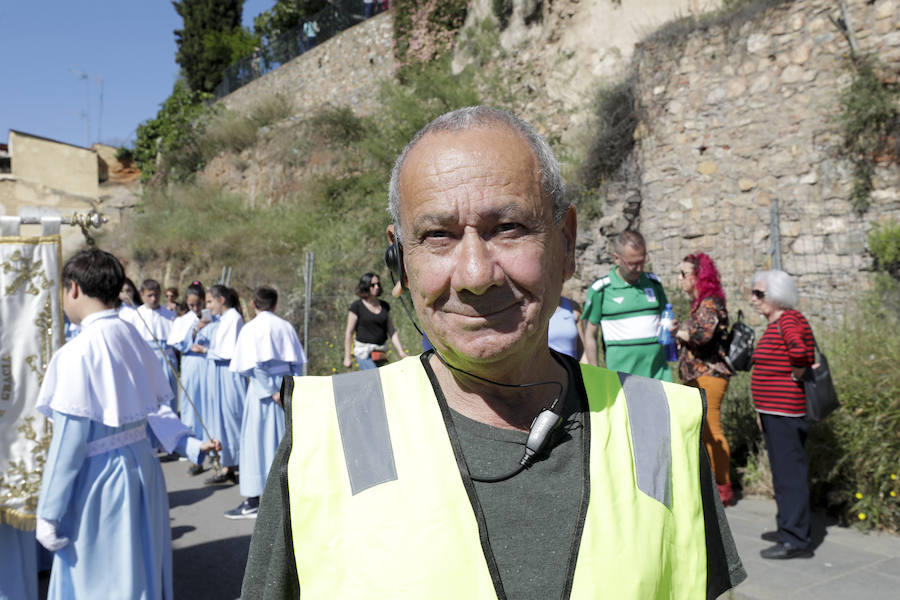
[384,241,565,482]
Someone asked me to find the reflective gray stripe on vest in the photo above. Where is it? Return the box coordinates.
[618,372,672,508]
[333,369,398,495]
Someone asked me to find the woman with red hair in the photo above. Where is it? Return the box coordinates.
[674,253,734,506]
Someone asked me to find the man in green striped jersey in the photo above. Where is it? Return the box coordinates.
[582,231,671,381]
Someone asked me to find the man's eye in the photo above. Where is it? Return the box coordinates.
[423,230,450,239]
[495,223,522,234]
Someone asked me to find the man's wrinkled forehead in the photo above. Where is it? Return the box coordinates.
[397,126,541,209]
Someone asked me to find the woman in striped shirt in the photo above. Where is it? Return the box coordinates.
[750,270,815,560]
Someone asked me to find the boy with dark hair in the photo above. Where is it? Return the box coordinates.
[252,285,278,313]
[61,248,126,303]
[226,286,306,519]
[36,248,220,599]
[129,278,178,406]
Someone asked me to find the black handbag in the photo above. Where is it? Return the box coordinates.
[804,338,840,422]
[723,310,755,373]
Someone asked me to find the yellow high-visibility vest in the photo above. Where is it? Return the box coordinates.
[286,357,706,599]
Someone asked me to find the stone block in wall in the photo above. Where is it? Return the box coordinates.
[829,231,869,255]
[790,234,825,254]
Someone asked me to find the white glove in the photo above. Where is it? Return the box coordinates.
[36,517,70,551]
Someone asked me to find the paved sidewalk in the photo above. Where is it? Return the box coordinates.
[725,496,900,599]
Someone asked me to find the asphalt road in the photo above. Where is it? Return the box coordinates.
[165,457,255,600]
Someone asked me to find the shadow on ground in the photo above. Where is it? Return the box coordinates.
[174,535,252,599]
[168,484,220,509]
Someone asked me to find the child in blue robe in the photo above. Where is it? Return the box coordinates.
[198,284,247,485]
[225,286,306,518]
[35,248,220,600]
[167,281,214,475]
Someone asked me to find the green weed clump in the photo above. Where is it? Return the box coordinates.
[248,93,294,128]
[201,109,261,155]
[200,94,295,157]
[578,79,638,189]
[818,285,900,531]
[868,219,900,277]
[121,185,309,288]
[839,57,900,213]
[133,80,211,183]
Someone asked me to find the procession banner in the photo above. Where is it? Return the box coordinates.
[0,217,63,530]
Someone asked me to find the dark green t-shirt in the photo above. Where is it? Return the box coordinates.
[241,356,746,599]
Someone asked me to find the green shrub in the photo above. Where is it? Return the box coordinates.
[868,219,900,276]
[115,147,134,162]
[111,184,310,292]
[838,56,900,213]
[201,109,260,156]
[579,79,638,188]
[720,372,761,473]
[249,93,294,128]
[133,80,211,183]
[308,105,366,145]
[817,289,900,530]
[739,447,774,497]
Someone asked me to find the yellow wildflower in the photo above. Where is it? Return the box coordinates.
[855,492,863,499]
[892,474,898,480]
[858,513,866,520]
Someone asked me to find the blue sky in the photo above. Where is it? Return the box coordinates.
[1,0,273,149]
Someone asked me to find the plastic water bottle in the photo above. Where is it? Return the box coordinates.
[658,304,679,362]
[658,304,674,345]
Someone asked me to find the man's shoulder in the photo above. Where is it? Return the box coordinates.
[289,356,426,411]
[644,272,662,284]
[588,275,612,293]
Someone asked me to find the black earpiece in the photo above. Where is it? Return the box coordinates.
[384,242,404,288]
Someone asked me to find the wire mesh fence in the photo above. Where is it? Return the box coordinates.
[214,0,382,99]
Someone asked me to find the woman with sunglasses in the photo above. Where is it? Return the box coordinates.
[343,272,407,370]
[749,269,815,560]
[673,253,734,506]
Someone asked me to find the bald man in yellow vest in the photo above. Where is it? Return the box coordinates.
[241,107,746,599]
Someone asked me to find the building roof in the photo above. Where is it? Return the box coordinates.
[9,130,95,152]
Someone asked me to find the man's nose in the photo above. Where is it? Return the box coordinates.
[452,231,499,295]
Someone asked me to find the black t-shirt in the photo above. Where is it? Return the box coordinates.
[349,298,394,344]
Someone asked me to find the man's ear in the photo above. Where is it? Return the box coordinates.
[68,282,80,299]
[386,224,406,298]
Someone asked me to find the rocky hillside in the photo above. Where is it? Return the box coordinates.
[199,0,899,325]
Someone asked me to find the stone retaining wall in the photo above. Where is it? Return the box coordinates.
[220,13,396,118]
[577,0,900,326]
